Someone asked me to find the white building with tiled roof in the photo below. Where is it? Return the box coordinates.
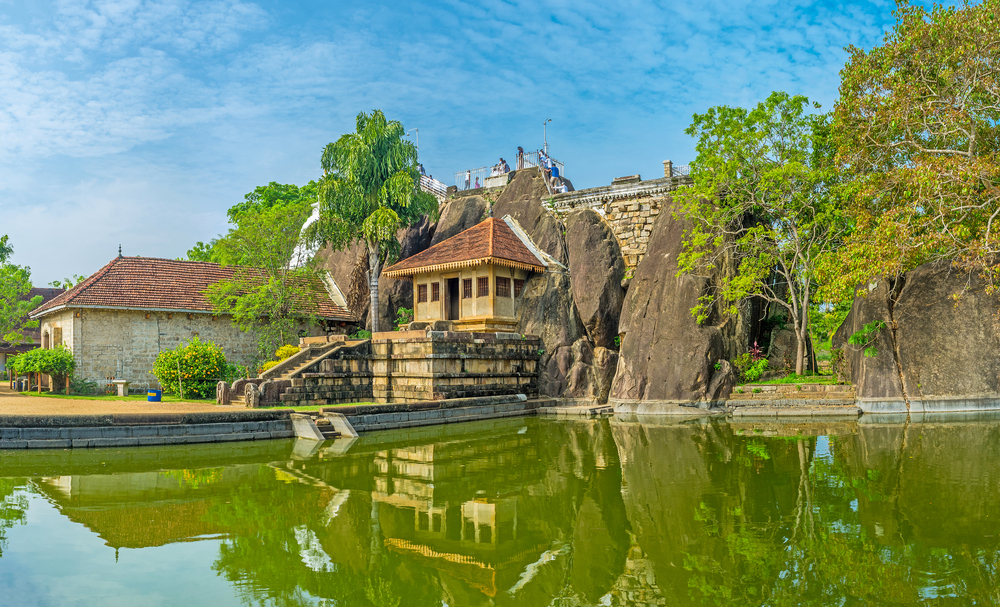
[29,255,357,389]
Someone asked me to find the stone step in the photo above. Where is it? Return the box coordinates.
[730,404,860,418]
[728,391,856,401]
[728,398,857,408]
[737,383,850,393]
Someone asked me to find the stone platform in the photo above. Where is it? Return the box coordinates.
[727,383,859,418]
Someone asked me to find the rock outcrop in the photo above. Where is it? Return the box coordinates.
[376,216,435,330]
[610,208,736,408]
[834,261,1000,410]
[564,209,626,349]
[312,166,747,407]
[431,195,487,245]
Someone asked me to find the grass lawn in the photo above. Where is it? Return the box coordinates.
[743,373,842,386]
[19,391,213,403]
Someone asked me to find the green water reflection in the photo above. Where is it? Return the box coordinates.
[2,414,1000,606]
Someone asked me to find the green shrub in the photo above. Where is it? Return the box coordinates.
[152,336,237,399]
[350,329,372,340]
[733,352,769,383]
[395,307,413,329]
[9,346,75,378]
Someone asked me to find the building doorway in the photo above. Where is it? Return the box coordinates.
[446,278,460,320]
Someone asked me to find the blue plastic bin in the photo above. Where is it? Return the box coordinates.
[147,389,162,402]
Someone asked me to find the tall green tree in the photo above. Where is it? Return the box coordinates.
[188,181,319,264]
[831,0,1000,297]
[0,235,42,345]
[204,201,320,360]
[675,92,848,375]
[310,110,437,332]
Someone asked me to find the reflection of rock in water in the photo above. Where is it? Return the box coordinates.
[610,417,717,606]
[843,416,1000,549]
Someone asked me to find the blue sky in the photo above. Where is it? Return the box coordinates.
[1,0,915,283]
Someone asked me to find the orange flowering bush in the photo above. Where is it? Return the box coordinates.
[151,336,238,398]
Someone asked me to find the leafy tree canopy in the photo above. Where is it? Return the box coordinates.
[308,109,437,332]
[0,235,42,345]
[676,91,849,375]
[187,181,318,265]
[203,202,320,360]
[830,0,1000,297]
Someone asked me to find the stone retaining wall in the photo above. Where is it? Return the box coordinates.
[0,419,293,449]
[0,409,295,450]
[549,174,691,268]
[372,331,541,403]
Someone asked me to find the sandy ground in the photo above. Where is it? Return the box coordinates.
[0,384,235,416]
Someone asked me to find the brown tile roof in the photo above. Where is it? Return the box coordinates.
[383,217,546,278]
[30,256,355,321]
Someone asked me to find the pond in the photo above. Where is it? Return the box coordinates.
[2,414,1000,606]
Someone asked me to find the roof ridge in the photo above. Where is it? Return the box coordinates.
[488,217,495,257]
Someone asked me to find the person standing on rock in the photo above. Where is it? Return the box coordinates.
[517,147,524,170]
[464,170,471,190]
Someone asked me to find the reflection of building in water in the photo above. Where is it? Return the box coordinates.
[32,470,242,549]
[368,432,549,597]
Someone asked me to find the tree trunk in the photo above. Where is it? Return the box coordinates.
[795,327,806,376]
[368,243,382,333]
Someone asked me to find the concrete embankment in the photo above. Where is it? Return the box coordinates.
[324,394,556,434]
[0,409,295,450]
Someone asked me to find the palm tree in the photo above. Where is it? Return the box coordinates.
[311,110,436,332]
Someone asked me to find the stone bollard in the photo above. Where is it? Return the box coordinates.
[216,381,231,406]
[245,383,260,408]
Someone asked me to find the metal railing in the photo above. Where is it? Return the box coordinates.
[671,164,691,177]
[419,175,447,199]
[454,151,565,191]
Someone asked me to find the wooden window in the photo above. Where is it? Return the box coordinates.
[496,276,511,297]
[463,278,473,299]
[514,279,525,297]
[477,277,489,297]
[431,282,440,302]
[417,284,428,303]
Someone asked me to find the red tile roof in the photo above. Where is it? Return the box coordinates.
[30,256,355,321]
[383,217,546,278]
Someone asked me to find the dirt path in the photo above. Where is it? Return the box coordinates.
[0,385,234,416]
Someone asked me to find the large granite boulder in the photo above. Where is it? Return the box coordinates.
[377,216,435,330]
[431,195,487,245]
[834,261,1000,409]
[610,209,736,409]
[565,209,626,349]
[493,167,568,264]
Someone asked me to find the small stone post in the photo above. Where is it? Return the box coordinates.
[663,160,673,178]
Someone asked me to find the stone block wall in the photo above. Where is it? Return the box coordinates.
[549,174,691,268]
[372,331,541,403]
[37,308,324,389]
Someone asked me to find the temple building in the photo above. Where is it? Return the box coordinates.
[28,255,356,389]
[382,216,548,332]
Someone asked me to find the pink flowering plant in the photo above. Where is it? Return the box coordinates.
[733,341,769,383]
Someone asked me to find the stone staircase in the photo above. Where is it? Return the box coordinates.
[727,383,859,417]
[310,413,342,440]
